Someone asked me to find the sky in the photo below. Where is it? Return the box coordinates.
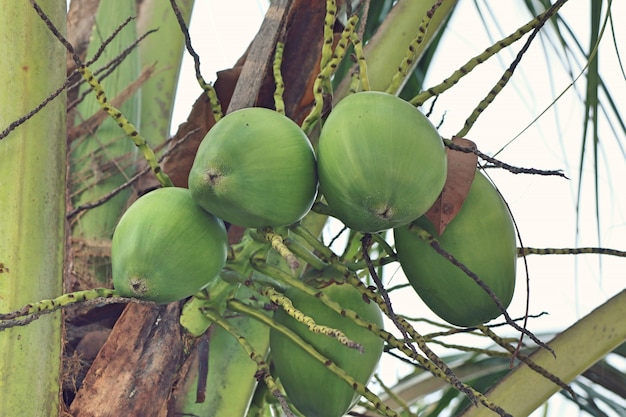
[170,1,626,416]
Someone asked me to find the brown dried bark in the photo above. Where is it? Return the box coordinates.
[69,303,183,417]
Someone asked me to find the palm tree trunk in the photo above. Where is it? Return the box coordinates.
[0,1,66,416]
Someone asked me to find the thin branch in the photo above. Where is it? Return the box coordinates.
[456,0,568,137]
[445,138,568,178]
[518,246,626,257]
[362,234,418,357]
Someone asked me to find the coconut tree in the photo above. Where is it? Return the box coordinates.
[0,1,624,417]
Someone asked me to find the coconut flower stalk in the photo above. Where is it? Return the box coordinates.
[0,1,66,416]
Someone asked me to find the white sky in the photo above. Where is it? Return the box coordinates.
[171,1,626,416]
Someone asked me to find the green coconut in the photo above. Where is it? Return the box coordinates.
[188,107,317,228]
[270,278,384,417]
[112,187,228,304]
[317,91,447,232]
[394,171,516,326]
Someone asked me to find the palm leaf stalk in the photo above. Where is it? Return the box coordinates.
[137,0,194,147]
[459,289,626,417]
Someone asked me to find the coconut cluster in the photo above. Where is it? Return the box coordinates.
[111,91,515,330]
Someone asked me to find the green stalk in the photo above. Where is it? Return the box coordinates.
[0,1,66,416]
[459,289,626,417]
[137,0,194,147]
[69,0,140,283]
[334,0,458,97]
